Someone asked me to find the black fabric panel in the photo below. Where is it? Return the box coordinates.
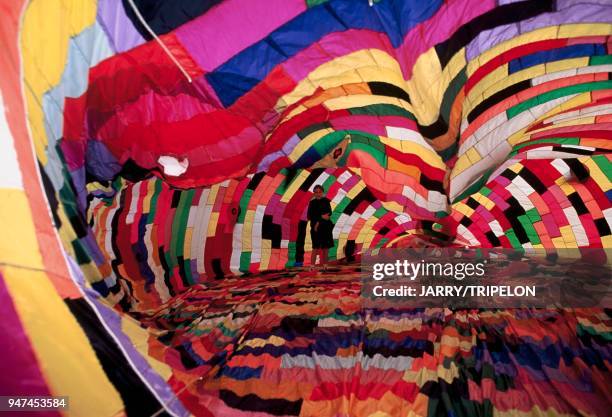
[38,161,62,228]
[368,81,411,103]
[344,240,356,262]
[295,220,307,263]
[460,216,473,227]
[262,214,282,249]
[435,0,554,67]
[519,167,547,194]
[552,145,594,156]
[219,390,302,416]
[117,159,154,183]
[64,298,168,417]
[568,192,588,215]
[211,258,224,279]
[175,344,200,370]
[247,172,266,190]
[344,188,376,215]
[485,231,501,247]
[158,245,176,297]
[122,0,223,39]
[298,168,325,191]
[298,122,332,139]
[280,316,317,334]
[420,174,446,194]
[466,197,479,210]
[595,218,611,236]
[565,158,590,182]
[417,116,448,139]
[170,190,181,208]
[467,80,531,124]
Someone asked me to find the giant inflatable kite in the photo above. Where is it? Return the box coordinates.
[0,0,610,416]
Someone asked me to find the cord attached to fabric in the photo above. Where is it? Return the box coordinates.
[125,0,193,83]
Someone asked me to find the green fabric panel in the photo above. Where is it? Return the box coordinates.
[518,215,540,245]
[589,54,612,66]
[148,179,163,218]
[526,207,541,223]
[238,189,253,223]
[72,239,90,264]
[240,252,251,272]
[183,258,194,285]
[374,207,387,217]
[452,169,494,204]
[171,189,194,260]
[593,154,612,181]
[306,0,329,7]
[440,69,467,121]
[504,229,521,248]
[508,137,580,157]
[507,80,612,119]
[311,131,346,155]
[345,142,387,167]
[348,103,416,119]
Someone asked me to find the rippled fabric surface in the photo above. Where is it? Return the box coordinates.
[0,0,610,416]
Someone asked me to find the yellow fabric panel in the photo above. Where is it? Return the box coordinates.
[279,49,405,108]
[280,170,309,203]
[0,189,44,269]
[559,225,576,245]
[449,152,472,178]
[121,316,173,380]
[584,158,609,191]
[467,23,610,76]
[356,215,377,244]
[260,239,271,270]
[380,200,403,214]
[143,180,155,212]
[466,27,556,76]
[557,23,612,38]
[207,213,219,237]
[474,193,495,211]
[464,64,526,115]
[445,50,467,83]
[324,94,414,113]
[465,146,482,164]
[406,48,445,125]
[184,228,193,258]
[21,0,97,163]
[2,266,123,417]
[242,211,254,251]
[545,57,590,74]
[243,335,286,349]
[453,202,474,217]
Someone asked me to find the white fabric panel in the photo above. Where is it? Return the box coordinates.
[0,92,23,189]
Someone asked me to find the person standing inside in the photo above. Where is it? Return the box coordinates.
[307,185,334,269]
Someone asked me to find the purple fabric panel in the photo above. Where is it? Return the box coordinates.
[97,0,145,53]
[65,256,189,417]
[257,134,301,171]
[175,0,306,72]
[466,2,612,60]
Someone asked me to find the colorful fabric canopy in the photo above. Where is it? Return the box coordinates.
[0,0,610,416]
